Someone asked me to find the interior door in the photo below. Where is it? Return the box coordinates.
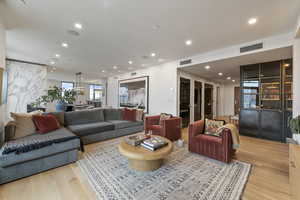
[204,84,213,119]
[234,87,240,115]
[194,81,202,121]
[180,77,191,127]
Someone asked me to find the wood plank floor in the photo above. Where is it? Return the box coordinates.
[0,131,289,200]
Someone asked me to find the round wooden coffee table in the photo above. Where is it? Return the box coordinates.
[118,136,173,171]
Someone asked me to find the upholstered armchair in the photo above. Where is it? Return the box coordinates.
[144,115,181,141]
[188,120,234,163]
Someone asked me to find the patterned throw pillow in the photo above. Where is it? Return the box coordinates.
[204,119,225,137]
[159,113,172,125]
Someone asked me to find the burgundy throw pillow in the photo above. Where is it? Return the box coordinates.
[32,114,60,134]
[122,108,137,122]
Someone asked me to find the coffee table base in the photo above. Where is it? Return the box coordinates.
[128,159,163,171]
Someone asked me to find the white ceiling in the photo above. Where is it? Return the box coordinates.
[180,46,293,83]
[1,0,300,80]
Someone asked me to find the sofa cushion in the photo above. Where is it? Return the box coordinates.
[32,114,60,134]
[104,109,122,121]
[10,111,43,140]
[107,120,143,129]
[43,112,65,126]
[64,108,104,125]
[68,122,114,137]
[122,108,136,121]
[0,128,79,168]
[204,119,225,137]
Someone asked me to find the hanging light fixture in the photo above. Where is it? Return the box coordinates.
[75,72,85,95]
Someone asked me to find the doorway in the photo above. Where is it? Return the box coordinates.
[204,83,214,119]
[234,87,240,115]
[194,81,202,121]
[179,77,191,127]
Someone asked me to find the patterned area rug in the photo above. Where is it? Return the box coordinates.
[77,138,251,200]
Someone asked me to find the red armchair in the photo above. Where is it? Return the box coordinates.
[188,120,234,163]
[144,115,181,141]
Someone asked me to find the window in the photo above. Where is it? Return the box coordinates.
[61,81,74,96]
[89,84,103,101]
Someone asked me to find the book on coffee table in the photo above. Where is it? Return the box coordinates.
[141,137,168,151]
[141,142,167,151]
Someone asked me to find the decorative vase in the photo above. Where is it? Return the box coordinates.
[56,101,66,112]
[293,134,300,145]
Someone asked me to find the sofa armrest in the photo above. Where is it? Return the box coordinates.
[162,117,181,140]
[188,120,204,140]
[144,115,161,133]
[220,128,233,161]
[5,121,17,141]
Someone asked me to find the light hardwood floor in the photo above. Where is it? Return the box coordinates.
[0,131,289,200]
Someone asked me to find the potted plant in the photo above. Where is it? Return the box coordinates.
[289,115,300,144]
[31,86,78,112]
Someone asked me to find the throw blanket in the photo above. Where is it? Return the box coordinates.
[218,123,240,150]
[0,133,79,155]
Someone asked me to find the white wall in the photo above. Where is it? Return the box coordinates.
[220,83,240,116]
[293,29,300,117]
[0,19,7,124]
[107,61,178,115]
[179,32,294,69]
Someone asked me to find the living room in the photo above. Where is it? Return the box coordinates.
[0,0,300,200]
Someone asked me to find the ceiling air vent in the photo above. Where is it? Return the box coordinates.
[180,59,192,66]
[131,72,137,76]
[240,43,263,53]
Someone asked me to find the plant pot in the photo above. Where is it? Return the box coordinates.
[293,134,300,145]
[56,101,66,112]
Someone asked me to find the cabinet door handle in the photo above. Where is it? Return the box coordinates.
[290,161,296,168]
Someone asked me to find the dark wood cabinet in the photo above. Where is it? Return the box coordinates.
[240,59,293,142]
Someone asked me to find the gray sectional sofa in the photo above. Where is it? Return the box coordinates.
[0,108,144,184]
[65,108,144,144]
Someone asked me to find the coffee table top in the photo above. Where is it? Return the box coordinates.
[118,135,173,161]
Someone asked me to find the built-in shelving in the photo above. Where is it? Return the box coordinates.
[239,59,293,142]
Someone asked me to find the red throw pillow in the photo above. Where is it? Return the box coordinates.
[32,114,60,134]
[122,108,137,122]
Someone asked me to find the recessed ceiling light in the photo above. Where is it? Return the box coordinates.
[74,23,83,30]
[62,42,68,48]
[204,65,210,70]
[55,54,60,58]
[232,80,236,82]
[185,40,192,46]
[248,18,257,25]
[50,61,55,65]
[227,77,231,80]
[113,65,118,69]
[151,53,156,57]
[218,72,223,76]
[128,61,133,65]
[102,70,105,73]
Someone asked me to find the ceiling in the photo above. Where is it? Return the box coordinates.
[1,0,300,80]
[180,46,293,83]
